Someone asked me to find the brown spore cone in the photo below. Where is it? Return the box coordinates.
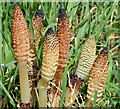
[32,9,44,49]
[87,47,109,106]
[11,4,30,62]
[41,28,59,81]
[54,7,71,87]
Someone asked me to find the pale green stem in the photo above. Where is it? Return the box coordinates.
[18,61,30,103]
[37,78,47,107]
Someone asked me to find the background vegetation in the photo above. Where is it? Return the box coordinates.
[0,1,120,108]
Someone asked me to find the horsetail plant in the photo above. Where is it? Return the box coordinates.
[37,28,59,107]
[65,35,96,106]
[27,9,44,104]
[86,47,109,107]
[11,4,30,106]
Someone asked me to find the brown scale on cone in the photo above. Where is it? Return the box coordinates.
[54,7,70,86]
[86,47,109,107]
[11,4,30,62]
[41,28,59,81]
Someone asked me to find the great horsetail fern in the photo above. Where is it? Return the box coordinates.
[11,4,30,106]
[86,47,109,107]
[38,28,59,107]
[76,35,96,79]
[50,7,71,107]
[27,9,44,105]
[65,35,96,106]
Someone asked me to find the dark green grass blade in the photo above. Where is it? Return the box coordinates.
[0,81,15,107]
[60,67,67,107]
[93,90,97,107]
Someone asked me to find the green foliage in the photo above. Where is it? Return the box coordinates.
[0,1,119,108]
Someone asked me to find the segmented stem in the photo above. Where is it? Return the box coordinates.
[11,4,30,104]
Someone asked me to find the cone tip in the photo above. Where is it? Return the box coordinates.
[35,9,44,18]
[45,28,54,36]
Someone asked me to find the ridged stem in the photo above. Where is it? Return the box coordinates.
[37,78,47,107]
[18,60,30,103]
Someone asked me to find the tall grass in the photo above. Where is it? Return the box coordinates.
[0,1,119,108]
